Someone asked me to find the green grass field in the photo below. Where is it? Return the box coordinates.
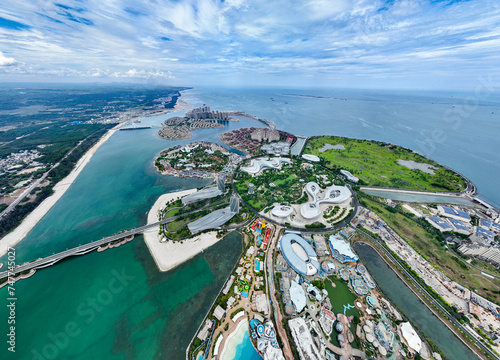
[360,195,500,303]
[304,136,466,192]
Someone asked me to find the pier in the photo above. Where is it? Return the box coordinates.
[119,125,161,130]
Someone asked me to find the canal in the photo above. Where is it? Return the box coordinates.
[354,242,480,360]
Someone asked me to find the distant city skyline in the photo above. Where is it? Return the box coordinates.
[0,0,499,89]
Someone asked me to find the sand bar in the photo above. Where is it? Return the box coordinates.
[0,125,121,257]
[143,189,224,272]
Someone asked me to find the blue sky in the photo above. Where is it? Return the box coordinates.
[0,0,499,89]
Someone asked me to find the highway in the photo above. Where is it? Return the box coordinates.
[0,137,88,220]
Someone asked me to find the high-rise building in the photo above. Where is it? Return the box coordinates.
[230,196,239,214]
[217,173,226,192]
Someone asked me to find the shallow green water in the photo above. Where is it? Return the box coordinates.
[325,276,359,318]
[0,111,252,360]
[0,232,242,360]
[354,242,480,360]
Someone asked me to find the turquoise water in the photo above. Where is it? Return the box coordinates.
[0,231,242,360]
[0,87,498,359]
[0,106,254,359]
[354,242,479,360]
[233,330,263,360]
[362,189,474,205]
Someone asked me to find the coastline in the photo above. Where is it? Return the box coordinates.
[218,318,249,360]
[143,189,223,272]
[0,124,122,257]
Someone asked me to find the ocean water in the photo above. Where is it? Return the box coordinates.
[0,86,498,360]
[183,87,500,208]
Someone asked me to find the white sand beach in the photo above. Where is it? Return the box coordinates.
[219,318,249,360]
[0,125,120,257]
[143,189,224,272]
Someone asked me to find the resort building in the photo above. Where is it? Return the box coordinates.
[271,205,294,218]
[251,128,280,142]
[340,169,359,183]
[261,142,290,156]
[301,154,320,162]
[181,173,226,205]
[300,182,351,219]
[188,196,239,234]
[241,157,291,175]
[289,280,307,313]
[279,232,321,276]
[288,317,323,360]
[400,322,422,354]
[328,234,358,263]
[438,205,471,221]
[185,106,229,120]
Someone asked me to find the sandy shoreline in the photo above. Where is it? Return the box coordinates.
[219,318,248,360]
[0,125,120,257]
[143,189,224,272]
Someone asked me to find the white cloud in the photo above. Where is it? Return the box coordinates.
[0,52,16,66]
[0,51,17,66]
[0,0,498,88]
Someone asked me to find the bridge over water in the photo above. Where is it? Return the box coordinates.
[0,217,174,281]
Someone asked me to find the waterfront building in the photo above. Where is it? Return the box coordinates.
[400,322,422,354]
[185,106,229,121]
[340,169,359,183]
[182,185,223,205]
[328,234,358,263]
[279,232,320,276]
[438,205,471,221]
[213,305,225,321]
[182,173,226,205]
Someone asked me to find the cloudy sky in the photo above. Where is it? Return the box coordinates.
[0,0,499,89]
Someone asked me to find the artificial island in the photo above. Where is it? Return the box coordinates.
[4,105,500,360]
[140,106,500,360]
